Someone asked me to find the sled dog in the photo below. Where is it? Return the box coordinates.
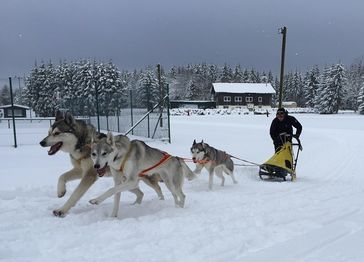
[39,111,163,217]
[89,132,196,217]
[190,140,237,190]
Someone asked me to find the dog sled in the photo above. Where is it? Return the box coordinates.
[259,133,302,182]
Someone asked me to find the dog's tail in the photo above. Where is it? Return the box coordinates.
[177,157,196,181]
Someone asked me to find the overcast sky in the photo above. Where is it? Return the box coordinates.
[1,0,363,81]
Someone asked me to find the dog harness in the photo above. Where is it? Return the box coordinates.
[118,147,172,177]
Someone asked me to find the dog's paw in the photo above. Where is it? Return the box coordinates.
[89,199,100,205]
[57,190,66,198]
[110,212,118,218]
[131,199,142,205]
[53,209,66,217]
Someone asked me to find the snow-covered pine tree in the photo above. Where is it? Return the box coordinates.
[358,79,364,114]
[137,69,159,109]
[315,63,347,114]
[249,69,260,83]
[57,60,77,113]
[267,71,274,85]
[220,64,233,82]
[0,85,11,105]
[185,78,198,100]
[345,60,364,111]
[242,69,250,82]
[233,65,243,83]
[208,64,218,83]
[293,71,305,107]
[304,66,320,108]
[283,71,294,102]
[25,61,58,116]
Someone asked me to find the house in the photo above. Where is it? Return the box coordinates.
[0,104,29,118]
[211,83,276,109]
[170,100,216,109]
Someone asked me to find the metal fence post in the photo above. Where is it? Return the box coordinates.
[147,83,150,138]
[167,84,171,143]
[130,89,134,135]
[117,109,120,133]
[9,77,17,148]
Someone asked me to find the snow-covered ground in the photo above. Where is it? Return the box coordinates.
[1,114,364,262]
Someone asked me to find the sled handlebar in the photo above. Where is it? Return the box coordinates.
[292,136,303,151]
[278,133,303,151]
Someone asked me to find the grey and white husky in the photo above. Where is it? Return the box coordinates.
[190,140,237,190]
[89,132,196,217]
[39,111,162,217]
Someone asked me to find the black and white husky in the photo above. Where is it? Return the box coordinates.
[190,140,237,190]
[39,111,163,217]
[90,132,196,217]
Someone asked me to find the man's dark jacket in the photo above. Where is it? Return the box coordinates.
[270,113,302,148]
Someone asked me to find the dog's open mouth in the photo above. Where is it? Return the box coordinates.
[193,159,197,163]
[96,163,108,177]
[48,142,63,155]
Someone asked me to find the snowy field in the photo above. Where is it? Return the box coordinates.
[1,113,364,262]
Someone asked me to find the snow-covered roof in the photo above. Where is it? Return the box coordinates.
[170,100,214,103]
[0,104,30,109]
[212,83,276,94]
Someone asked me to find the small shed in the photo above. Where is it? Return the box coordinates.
[211,83,276,109]
[0,104,29,118]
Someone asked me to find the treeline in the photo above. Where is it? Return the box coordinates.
[12,59,364,116]
[167,61,364,114]
[16,60,167,117]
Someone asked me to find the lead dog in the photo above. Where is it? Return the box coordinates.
[190,140,237,190]
[89,132,196,217]
[39,111,163,217]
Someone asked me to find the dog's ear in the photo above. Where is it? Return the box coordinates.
[193,139,196,145]
[64,112,75,126]
[201,140,205,148]
[55,110,63,121]
[106,131,114,145]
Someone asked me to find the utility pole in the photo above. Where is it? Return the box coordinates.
[278,26,287,108]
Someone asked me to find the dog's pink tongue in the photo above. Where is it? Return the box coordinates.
[48,142,62,155]
[97,167,107,177]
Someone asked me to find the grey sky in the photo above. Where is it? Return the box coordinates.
[1,0,363,79]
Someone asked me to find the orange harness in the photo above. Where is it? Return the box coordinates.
[119,148,172,177]
[139,153,172,177]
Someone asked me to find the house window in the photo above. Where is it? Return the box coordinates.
[7,109,23,117]
[258,97,263,103]
[223,96,231,102]
[245,97,253,103]
[235,96,242,102]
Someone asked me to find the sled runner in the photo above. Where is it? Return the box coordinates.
[259,133,302,181]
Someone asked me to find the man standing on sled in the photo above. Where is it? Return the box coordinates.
[270,108,302,152]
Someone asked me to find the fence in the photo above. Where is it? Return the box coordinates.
[0,117,90,147]
[1,71,171,147]
[89,92,171,141]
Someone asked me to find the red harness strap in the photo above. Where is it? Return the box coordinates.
[139,153,172,177]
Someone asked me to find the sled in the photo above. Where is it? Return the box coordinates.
[259,133,302,182]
